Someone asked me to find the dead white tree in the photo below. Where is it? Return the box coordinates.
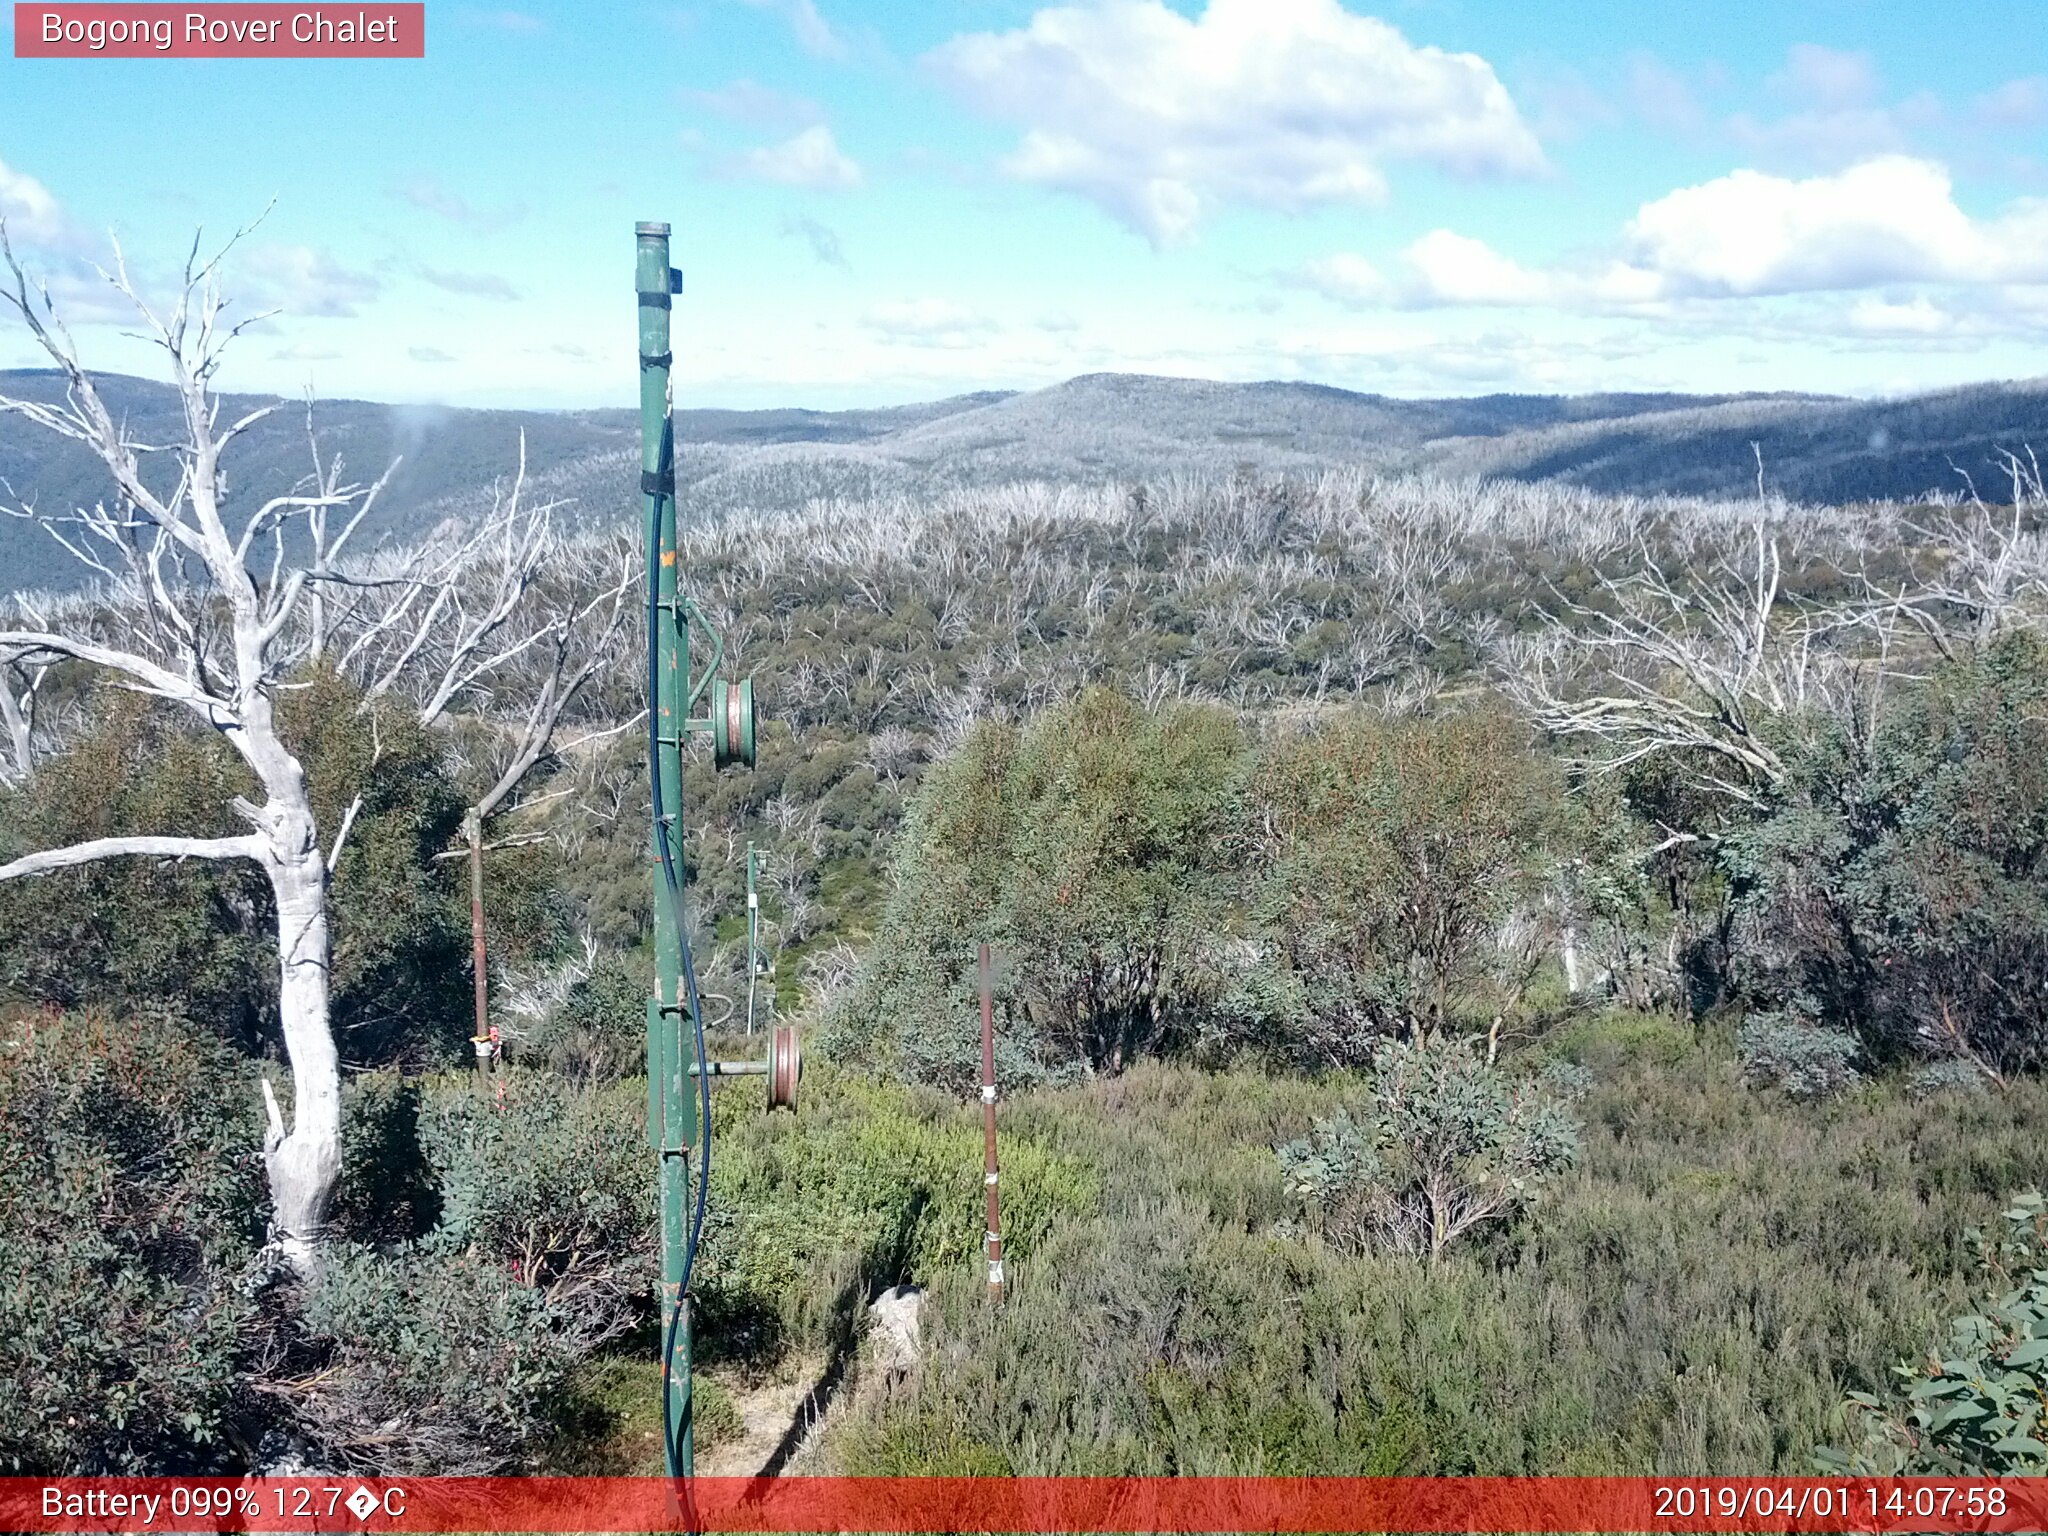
[1499,526,1865,811]
[0,222,619,1275]
[363,511,637,1061]
[1871,453,2048,659]
[0,655,52,788]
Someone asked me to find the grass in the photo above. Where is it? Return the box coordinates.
[803,1014,2048,1476]
[547,1354,744,1474]
[539,1010,2048,1477]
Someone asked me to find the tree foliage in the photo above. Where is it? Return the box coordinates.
[0,671,567,1066]
[1277,1033,1579,1261]
[0,693,270,1031]
[1723,632,2048,1077]
[1823,1191,2048,1474]
[0,1009,263,1473]
[1249,709,1558,1062]
[828,689,1248,1089]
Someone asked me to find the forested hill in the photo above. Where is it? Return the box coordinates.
[0,369,1007,593]
[5,367,2047,593]
[1415,378,2048,504]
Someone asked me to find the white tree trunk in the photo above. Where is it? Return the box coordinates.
[240,702,343,1278]
[262,841,341,1275]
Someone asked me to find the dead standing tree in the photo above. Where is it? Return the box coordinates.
[1499,527,1857,812]
[0,654,53,787]
[336,498,637,1063]
[0,221,621,1275]
[1495,525,1880,1000]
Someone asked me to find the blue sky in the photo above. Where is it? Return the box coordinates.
[2,0,2046,407]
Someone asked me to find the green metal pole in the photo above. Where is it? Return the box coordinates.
[638,220,695,1480]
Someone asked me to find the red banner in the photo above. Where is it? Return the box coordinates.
[12,4,425,57]
[4,1477,2048,1533]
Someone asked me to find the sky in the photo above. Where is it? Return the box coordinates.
[2,0,2047,408]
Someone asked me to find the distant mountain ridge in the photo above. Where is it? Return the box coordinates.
[4,368,2044,594]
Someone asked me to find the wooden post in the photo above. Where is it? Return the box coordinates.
[979,942,1005,1305]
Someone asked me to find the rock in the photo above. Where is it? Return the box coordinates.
[867,1284,924,1379]
[252,1429,324,1476]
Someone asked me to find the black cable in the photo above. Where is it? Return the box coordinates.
[647,466,714,1487]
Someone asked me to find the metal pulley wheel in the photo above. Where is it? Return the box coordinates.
[767,1024,801,1112]
[711,676,756,769]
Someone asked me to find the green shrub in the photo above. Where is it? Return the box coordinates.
[527,952,650,1082]
[828,690,1249,1089]
[330,1070,439,1246]
[1277,1034,1579,1260]
[291,1245,588,1474]
[1723,632,2048,1077]
[416,1070,654,1343]
[825,1049,2048,1476]
[696,1061,1098,1365]
[1544,1007,1698,1071]
[1821,1191,2048,1474]
[0,1009,263,1473]
[1248,710,1559,1062]
[293,1070,657,1474]
[1904,1058,1988,1101]
[1736,1012,1861,1101]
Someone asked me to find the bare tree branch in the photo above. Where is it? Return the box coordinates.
[0,833,265,881]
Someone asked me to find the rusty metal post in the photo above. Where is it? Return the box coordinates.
[979,942,1005,1304]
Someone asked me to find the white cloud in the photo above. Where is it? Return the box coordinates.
[1845,295,1954,336]
[0,156,66,245]
[1772,44,1878,111]
[925,0,1544,246]
[1726,100,1934,168]
[241,245,383,318]
[1614,156,2047,297]
[269,343,343,363]
[1301,234,1555,309]
[1728,44,1938,168]
[1518,63,1616,145]
[395,175,524,232]
[1298,253,1390,306]
[779,214,849,270]
[417,265,521,302]
[862,299,998,347]
[1296,156,2048,325]
[1624,52,1712,136]
[1972,75,2048,129]
[727,126,863,190]
[739,0,845,60]
[469,9,541,32]
[1402,229,1549,305]
[684,78,823,128]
